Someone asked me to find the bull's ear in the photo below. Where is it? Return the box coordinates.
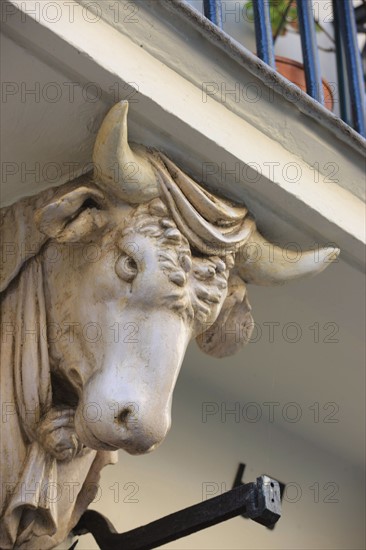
[196,274,254,358]
[35,186,107,242]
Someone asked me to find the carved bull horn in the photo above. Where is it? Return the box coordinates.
[93,101,159,203]
[236,229,340,286]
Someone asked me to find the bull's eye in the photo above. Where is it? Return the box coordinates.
[115,254,138,282]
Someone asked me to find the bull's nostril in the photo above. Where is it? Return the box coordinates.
[118,407,132,427]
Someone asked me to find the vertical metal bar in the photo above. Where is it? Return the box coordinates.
[252,0,276,68]
[203,0,223,29]
[297,0,324,104]
[332,0,365,136]
[332,0,351,124]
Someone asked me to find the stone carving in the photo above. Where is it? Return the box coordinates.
[0,101,339,549]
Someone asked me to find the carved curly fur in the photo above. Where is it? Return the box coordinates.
[120,198,235,326]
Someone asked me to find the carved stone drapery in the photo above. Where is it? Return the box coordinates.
[0,102,339,549]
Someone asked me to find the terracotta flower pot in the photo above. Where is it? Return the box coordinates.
[275,55,334,111]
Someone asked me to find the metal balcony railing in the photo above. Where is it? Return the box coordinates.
[203,0,366,137]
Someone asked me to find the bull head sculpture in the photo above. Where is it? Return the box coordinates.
[59,100,337,448]
[0,101,339,549]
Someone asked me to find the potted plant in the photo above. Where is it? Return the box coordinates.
[245,0,335,110]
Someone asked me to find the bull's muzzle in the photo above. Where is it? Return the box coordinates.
[74,311,191,454]
[75,396,171,454]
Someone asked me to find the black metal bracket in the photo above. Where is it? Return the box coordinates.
[71,474,281,550]
[232,463,286,530]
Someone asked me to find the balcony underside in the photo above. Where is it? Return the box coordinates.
[1,0,365,270]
